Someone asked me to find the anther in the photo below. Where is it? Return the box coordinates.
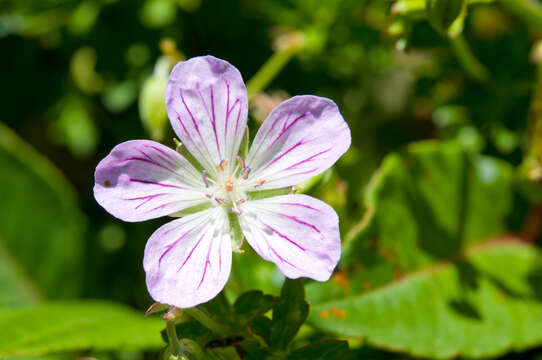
[241,167,251,180]
[215,197,227,205]
[231,207,242,215]
[217,159,229,171]
[205,193,213,199]
[202,170,209,188]
[235,198,246,204]
[237,156,246,170]
[254,179,265,188]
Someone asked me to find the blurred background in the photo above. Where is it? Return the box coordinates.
[2,0,542,359]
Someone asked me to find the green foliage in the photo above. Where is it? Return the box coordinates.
[309,241,542,359]
[342,141,514,273]
[0,123,85,305]
[0,301,165,357]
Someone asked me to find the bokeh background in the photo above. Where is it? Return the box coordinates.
[2,0,542,359]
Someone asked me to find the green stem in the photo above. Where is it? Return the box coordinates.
[166,320,182,355]
[449,34,490,83]
[185,307,230,336]
[500,0,542,31]
[246,47,298,100]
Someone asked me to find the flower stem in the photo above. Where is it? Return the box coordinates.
[166,320,182,355]
[246,47,298,100]
[449,34,490,83]
[500,0,542,31]
[185,307,230,336]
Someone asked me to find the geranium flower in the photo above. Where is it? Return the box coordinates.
[94,56,351,308]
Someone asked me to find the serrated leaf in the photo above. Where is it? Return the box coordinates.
[308,241,542,359]
[0,300,166,357]
[288,340,348,360]
[0,123,85,305]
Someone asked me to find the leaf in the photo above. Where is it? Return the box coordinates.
[0,122,85,304]
[0,300,166,357]
[342,141,513,276]
[288,340,349,360]
[233,290,274,330]
[267,279,309,351]
[308,241,542,359]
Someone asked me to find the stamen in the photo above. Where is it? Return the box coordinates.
[254,179,265,188]
[225,178,234,192]
[217,159,229,172]
[237,156,246,170]
[215,197,227,205]
[205,193,213,199]
[202,170,209,188]
[235,198,246,204]
[231,207,242,215]
[241,167,251,179]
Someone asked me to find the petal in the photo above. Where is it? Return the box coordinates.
[238,194,341,281]
[144,207,232,308]
[94,140,206,222]
[244,95,351,190]
[165,56,249,175]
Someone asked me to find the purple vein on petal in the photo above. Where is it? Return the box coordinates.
[268,113,308,149]
[263,235,298,269]
[197,237,213,289]
[144,145,177,167]
[274,212,321,233]
[159,231,191,268]
[129,178,185,189]
[262,140,305,170]
[259,220,306,251]
[281,202,320,212]
[177,230,207,273]
[284,148,332,170]
[209,85,221,158]
[123,193,168,210]
[180,89,202,137]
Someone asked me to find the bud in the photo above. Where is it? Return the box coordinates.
[139,75,169,140]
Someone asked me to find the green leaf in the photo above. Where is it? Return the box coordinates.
[308,241,542,359]
[233,290,274,330]
[268,279,309,351]
[0,300,166,357]
[0,122,85,305]
[288,340,348,360]
[343,141,513,275]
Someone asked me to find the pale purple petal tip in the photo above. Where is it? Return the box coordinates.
[165,55,249,174]
[245,95,351,190]
[143,208,232,308]
[239,194,341,281]
[94,140,205,222]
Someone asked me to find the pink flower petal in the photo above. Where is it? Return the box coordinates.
[165,56,248,175]
[245,95,351,190]
[239,194,341,281]
[94,140,206,222]
[144,207,232,308]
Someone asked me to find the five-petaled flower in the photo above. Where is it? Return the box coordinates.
[94,56,351,308]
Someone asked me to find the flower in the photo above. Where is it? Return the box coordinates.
[94,55,351,308]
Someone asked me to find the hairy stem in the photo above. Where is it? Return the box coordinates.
[166,320,182,355]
